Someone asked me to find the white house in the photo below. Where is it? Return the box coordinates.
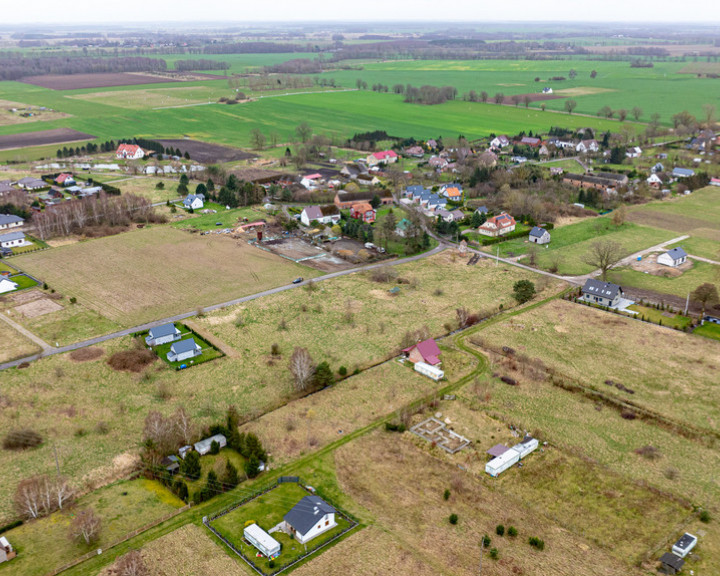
[580,279,624,307]
[490,135,510,149]
[0,536,15,564]
[0,214,24,231]
[116,144,145,160]
[300,173,324,190]
[528,226,551,244]
[0,276,18,294]
[166,338,202,362]
[0,231,27,248]
[365,150,398,166]
[244,523,280,558]
[194,433,227,456]
[576,140,599,154]
[145,323,182,346]
[657,247,687,267]
[626,146,642,158]
[16,177,47,191]
[300,205,341,227]
[672,533,698,558]
[183,194,204,210]
[283,495,337,544]
[478,213,516,237]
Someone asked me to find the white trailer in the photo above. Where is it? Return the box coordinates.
[485,449,520,477]
[414,361,445,381]
[511,437,539,459]
[244,523,281,558]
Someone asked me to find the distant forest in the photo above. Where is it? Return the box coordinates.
[0,56,167,81]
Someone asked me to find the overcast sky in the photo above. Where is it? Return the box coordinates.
[4,0,720,24]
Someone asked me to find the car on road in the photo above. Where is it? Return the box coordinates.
[292,277,303,284]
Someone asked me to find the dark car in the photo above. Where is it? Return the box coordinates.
[292,277,304,284]
[215,222,223,226]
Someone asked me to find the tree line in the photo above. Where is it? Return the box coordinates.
[0,56,166,81]
[173,59,229,71]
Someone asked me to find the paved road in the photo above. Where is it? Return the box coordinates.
[0,244,445,371]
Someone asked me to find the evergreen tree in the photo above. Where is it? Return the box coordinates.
[180,451,201,481]
[222,459,239,490]
[313,361,334,389]
[245,455,261,478]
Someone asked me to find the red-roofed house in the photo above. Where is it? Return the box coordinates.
[116,144,145,160]
[478,213,516,237]
[300,173,324,189]
[520,137,541,148]
[54,173,75,186]
[711,177,720,187]
[350,202,376,223]
[402,338,441,366]
[366,150,398,167]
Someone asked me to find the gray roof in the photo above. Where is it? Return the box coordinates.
[674,533,696,551]
[659,553,684,570]
[148,323,179,339]
[672,167,695,177]
[406,185,425,194]
[194,433,226,453]
[475,206,488,214]
[0,231,25,243]
[170,338,200,354]
[18,177,46,187]
[529,226,548,238]
[184,194,203,205]
[665,247,687,260]
[284,496,336,535]
[582,279,622,299]
[303,206,324,221]
[0,214,23,226]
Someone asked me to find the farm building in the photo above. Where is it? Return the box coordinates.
[116,144,145,160]
[0,536,15,564]
[365,150,398,166]
[402,338,441,365]
[513,436,539,458]
[166,338,202,362]
[145,323,182,346]
[487,444,510,458]
[0,231,27,248]
[659,553,684,575]
[183,194,204,210]
[335,191,392,210]
[244,523,281,558]
[283,496,337,545]
[414,361,445,381]
[300,173,324,190]
[194,433,227,456]
[672,533,697,558]
[16,177,47,191]
[562,172,628,190]
[179,445,193,459]
[657,247,687,267]
[0,214,23,230]
[580,279,625,308]
[350,202,376,223]
[478,213,516,237]
[300,205,341,227]
[529,226,551,244]
[521,136,541,147]
[0,276,19,294]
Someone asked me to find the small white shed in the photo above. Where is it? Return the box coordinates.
[414,361,445,381]
[485,449,520,477]
[672,533,697,558]
[244,523,281,558]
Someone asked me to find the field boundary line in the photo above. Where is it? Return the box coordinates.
[0,309,51,351]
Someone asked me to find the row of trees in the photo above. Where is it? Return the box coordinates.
[0,56,166,81]
[174,59,229,71]
[33,193,159,240]
[403,84,458,105]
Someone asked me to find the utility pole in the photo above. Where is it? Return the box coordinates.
[479,535,485,575]
[52,443,61,477]
[684,292,690,316]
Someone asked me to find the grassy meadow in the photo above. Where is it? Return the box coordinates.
[0,319,40,362]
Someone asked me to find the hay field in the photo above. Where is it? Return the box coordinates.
[0,318,40,362]
[335,431,645,576]
[477,299,720,434]
[68,86,230,110]
[12,226,312,326]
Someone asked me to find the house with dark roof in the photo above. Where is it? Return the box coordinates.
[659,552,684,575]
[580,279,624,308]
[520,136,541,147]
[0,214,24,231]
[183,194,204,210]
[167,338,202,363]
[529,226,551,245]
[404,185,426,198]
[283,495,337,544]
[161,455,180,475]
[16,177,47,191]
[334,191,392,210]
[563,172,629,191]
[478,213,516,237]
[657,247,687,268]
[300,205,341,227]
[145,323,182,347]
[402,338,441,366]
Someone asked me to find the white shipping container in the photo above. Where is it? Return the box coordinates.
[485,449,520,477]
[414,361,445,381]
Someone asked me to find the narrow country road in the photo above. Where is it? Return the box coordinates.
[688,254,720,266]
[0,311,52,352]
[0,243,445,371]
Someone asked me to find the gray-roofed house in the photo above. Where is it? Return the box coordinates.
[283,495,337,544]
[183,194,204,210]
[580,279,624,308]
[145,323,182,347]
[659,552,684,575]
[194,433,227,456]
[0,214,24,231]
[475,205,489,215]
[657,247,687,268]
[0,231,27,249]
[16,177,47,191]
[300,205,341,227]
[672,167,695,179]
[166,338,202,362]
[529,226,551,245]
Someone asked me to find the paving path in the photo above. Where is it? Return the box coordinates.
[689,254,720,266]
[0,310,51,352]
[0,244,445,371]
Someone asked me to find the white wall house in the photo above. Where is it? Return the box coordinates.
[0,214,24,231]
[116,144,145,159]
[657,247,687,267]
[283,496,337,545]
[145,323,182,346]
[414,361,445,381]
[0,231,27,248]
[300,205,341,227]
[183,194,204,210]
[0,276,18,294]
[166,338,202,362]
[580,279,624,308]
[528,226,551,244]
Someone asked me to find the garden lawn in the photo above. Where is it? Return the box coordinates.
[625,304,691,330]
[667,236,720,261]
[6,274,38,290]
[143,324,223,369]
[19,302,121,346]
[172,205,269,231]
[607,259,720,298]
[0,478,184,576]
[211,482,351,575]
[695,321,720,341]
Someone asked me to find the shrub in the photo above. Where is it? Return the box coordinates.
[489,547,499,559]
[268,560,275,568]
[482,534,491,547]
[508,526,518,537]
[529,536,545,550]
[384,422,406,433]
[338,365,347,376]
[634,445,661,460]
[496,524,505,536]
[107,349,156,372]
[449,513,458,525]
[620,409,636,420]
[443,489,450,501]
[270,343,281,356]
[700,509,711,523]
[3,429,43,450]
[69,296,77,304]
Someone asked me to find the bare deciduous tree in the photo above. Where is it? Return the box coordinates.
[69,508,102,545]
[691,283,719,317]
[456,307,470,328]
[611,204,627,227]
[14,475,74,519]
[115,550,148,576]
[583,240,623,280]
[289,347,315,392]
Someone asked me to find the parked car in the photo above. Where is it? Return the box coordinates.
[292,277,304,284]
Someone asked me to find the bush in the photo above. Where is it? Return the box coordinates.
[338,365,347,376]
[482,534,491,547]
[512,280,536,304]
[508,526,518,537]
[496,524,505,536]
[449,513,458,525]
[210,440,220,455]
[529,536,545,550]
[0,520,23,535]
[3,429,43,450]
[700,509,711,523]
[268,560,275,568]
[489,547,499,559]
[270,343,281,356]
[384,422,406,433]
[107,349,156,372]
[69,296,77,304]
[180,451,201,481]
[443,489,450,501]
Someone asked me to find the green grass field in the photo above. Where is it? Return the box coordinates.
[695,321,720,341]
[626,304,692,329]
[608,259,720,298]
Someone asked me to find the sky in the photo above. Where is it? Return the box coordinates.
[4,0,720,25]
